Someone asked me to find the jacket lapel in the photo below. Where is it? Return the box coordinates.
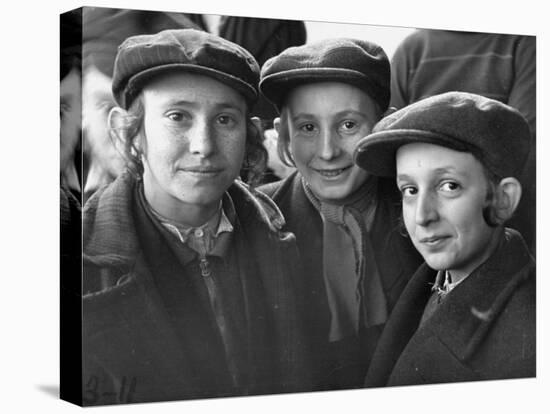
[364,263,435,387]
[420,230,534,363]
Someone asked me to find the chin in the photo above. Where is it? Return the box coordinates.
[312,182,353,202]
[421,253,452,272]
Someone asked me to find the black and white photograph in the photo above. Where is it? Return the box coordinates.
[3,0,548,413]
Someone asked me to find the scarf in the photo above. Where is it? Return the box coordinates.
[303,177,388,341]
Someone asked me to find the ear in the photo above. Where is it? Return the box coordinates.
[495,177,522,221]
[250,116,263,138]
[108,106,142,154]
[273,117,282,135]
[107,107,129,144]
[382,106,398,118]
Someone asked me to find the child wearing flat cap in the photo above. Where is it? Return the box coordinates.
[82,28,309,405]
[355,91,535,387]
[258,38,422,390]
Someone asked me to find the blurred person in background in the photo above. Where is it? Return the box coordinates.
[60,9,83,402]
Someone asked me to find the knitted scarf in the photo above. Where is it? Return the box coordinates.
[302,177,388,341]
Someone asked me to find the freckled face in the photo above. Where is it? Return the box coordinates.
[284,82,379,201]
[396,143,498,278]
[139,72,247,216]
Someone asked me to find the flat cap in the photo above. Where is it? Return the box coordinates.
[112,28,260,108]
[259,38,390,112]
[354,91,531,179]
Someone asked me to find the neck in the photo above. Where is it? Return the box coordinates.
[143,177,221,228]
[303,175,377,210]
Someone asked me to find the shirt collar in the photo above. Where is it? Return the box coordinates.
[148,196,234,259]
[431,269,465,299]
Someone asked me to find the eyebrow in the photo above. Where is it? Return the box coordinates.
[432,166,461,174]
[290,109,368,122]
[333,109,368,118]
[163,99,245,114]
[396,173,413,182]
[397,166,463,182]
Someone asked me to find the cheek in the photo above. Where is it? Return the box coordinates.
[290,138,313,167]
[219,130,246,165]
[141,133,174,168]
[454,211,491,247]
[448,195,488,238]
[401,201,417,235]
[341,135,362,158]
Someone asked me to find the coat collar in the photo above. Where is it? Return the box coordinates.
[83,171,287,269]
[415,228,534,362]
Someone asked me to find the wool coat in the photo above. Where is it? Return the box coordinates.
[82,172,309,405]
[259,171,423,390]
[364,228,535,387]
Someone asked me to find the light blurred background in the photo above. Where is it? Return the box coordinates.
[305,20,415,59]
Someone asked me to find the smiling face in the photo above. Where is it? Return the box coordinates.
[139,72,247,223]
[396,142,499,280]
[282,82,380,202]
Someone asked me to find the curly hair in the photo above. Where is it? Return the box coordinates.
[108,94,267,186]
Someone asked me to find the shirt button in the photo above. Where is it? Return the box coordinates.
[194,228,204,238]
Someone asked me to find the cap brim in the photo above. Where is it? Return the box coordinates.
[354,129,471,177]
[121,63,258,109]
[260,67,373,108]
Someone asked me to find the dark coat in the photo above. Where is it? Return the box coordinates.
[364,228,536,387]
[82,172,309,405]
[259,172,423,390]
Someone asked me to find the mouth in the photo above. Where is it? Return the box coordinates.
[313,165,353,178]
[178,166,223,177]
[418,235,451,247]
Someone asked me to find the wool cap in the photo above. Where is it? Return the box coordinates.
[259,38,390,112]
[354,91,531,179]
[112,28,260,108]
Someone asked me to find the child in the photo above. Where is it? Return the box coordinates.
[355,91,535,386]
[258,38,422,390]
[82,28,307,405]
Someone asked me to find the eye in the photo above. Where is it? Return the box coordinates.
[440,181,461,192]
[216,115,236,126]
[400,185,418,197]
[166,111,185,122]
[338,120,358,133]
[299,123,317,134]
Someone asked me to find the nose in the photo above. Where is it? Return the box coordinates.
[415,191,439,226]
[317,128,340,161]
[188,119,215,157]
